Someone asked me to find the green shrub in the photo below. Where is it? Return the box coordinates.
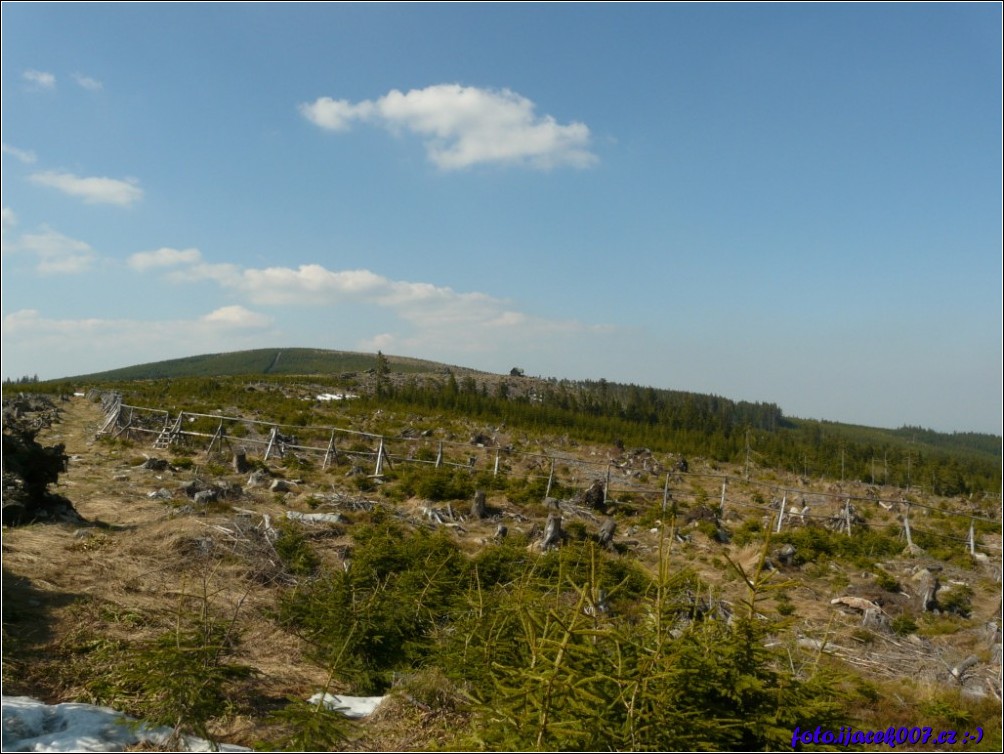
[273,522,320,577]
[874,569,901,593]
[86,623,253,742]
[939,584,973,618]
[278,522,467,693]
[890,615,918,636]
[257,697,354,752]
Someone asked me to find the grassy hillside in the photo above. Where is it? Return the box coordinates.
[20,347,1002,495]
[61,348,448,382]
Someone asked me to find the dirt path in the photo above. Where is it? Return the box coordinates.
[3,397,325,711]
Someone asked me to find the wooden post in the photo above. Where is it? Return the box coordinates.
[544,458,555,500]
[493,448,500,477]
[904,503,913,550]
[98,400,122,434]
[322,430,337,470]
[969,519,976,556]
[112,414,134,439]
[264,427,278,460]
[720,480,727,517]
[207,419,225,455]
[776,495,786,533]
[603,464,611,507]
[844,497,852,537]
[435,441,443,468]
[374,437,385,476]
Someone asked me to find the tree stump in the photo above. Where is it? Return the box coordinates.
[597,517,616,549]
[540,513,563,550]
[233,450,251,474]
[471,489,488,520]
[582,480,606,513]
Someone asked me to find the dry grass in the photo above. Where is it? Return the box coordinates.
[3,396,1000,750]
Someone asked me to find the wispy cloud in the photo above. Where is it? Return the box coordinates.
[23,69,56,90]
[300,84,597,170]
[137,253,611,356]
[29,171,143,206]
[72,73,103,91]
[2,143,38,164]
[127,247,202,271]
[2,306,276,378]
[1,207,17,232]
[11,227,97,275]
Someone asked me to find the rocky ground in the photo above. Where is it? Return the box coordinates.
[3,394,1001,749]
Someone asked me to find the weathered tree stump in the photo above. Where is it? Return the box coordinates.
[233,450,251,474]
[540,513,563,550]
[471,489,488,520]
[597,517,616,549]
[582,479,606,512]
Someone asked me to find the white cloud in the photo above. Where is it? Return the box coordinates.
[2,143,38,164]
[128,247,202,271]
[300,98,375,131]
[359,333,398,352]
[200,305,272,329]
[300,84,597,170]
[2,306,276,379]
[13,227,96,274]
[139,252,610,357]
[23,69,55,89]
[72,73,103,91]
[2,207,17,232]
[29,171,143,206]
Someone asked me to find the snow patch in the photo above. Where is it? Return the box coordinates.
[1,695,249,752]
[307,693,385,719]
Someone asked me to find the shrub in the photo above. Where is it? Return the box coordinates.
[890,615,918,636]
[938,584,973,618]
[273,522,320,577]
[874,569,901,593]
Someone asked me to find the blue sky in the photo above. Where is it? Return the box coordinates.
[2,3,1001,434]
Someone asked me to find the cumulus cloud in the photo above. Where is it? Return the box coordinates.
[300,84,597,170]
[72,73,103,91]
[29,171,143,206]
[200,305,272,329]
[137,251,611,357]
[12,227,96,274]
[23,69,55,89]
[2,143,38,164]
[128,247,202,271]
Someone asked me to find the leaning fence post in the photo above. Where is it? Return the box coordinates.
[207,419,225,455]
[374,437,385,476]
[264,427,278,461]
[844,497,852,537]
[776,494,786,533]
[322,430,337,470]
[493,448,500,477]
[904,502,913,550]
[544,458,555,500]
[435,441,443,469]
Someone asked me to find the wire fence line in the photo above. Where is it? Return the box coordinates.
[93,393,1002,559]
